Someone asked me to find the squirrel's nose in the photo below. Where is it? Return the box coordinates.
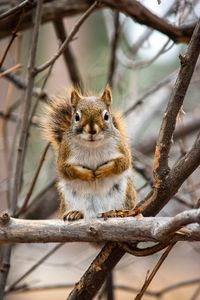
[89,128,97,135]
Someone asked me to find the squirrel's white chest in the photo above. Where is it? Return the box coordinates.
[58,171,130,219]
[58,139,130,218]
[67,139,120,170]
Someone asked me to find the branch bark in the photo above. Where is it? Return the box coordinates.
[0,0,195,43]
[153,20,200,184]
[0,209,200,243]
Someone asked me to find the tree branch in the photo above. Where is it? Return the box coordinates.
[0,209,200,243]
[34,1,97,75]
[53,19,83,91]
[11,0,44,210]
[0,0,196,43]
[153,20,200,184]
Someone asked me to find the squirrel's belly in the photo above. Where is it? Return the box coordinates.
[58,170,130,218]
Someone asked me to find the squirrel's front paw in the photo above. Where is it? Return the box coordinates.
[68,165,95,181]
[75,166,95,181]
[95,161,114,179]
[63,210,83,221]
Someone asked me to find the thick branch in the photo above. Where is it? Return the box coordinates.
[153,20,200,183]
[0,0,195,43]
[0,210,200,243]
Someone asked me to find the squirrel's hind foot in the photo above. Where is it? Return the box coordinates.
[63,210,83,221]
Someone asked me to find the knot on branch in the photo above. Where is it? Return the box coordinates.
[0,262,10,273]
[88,226,98,236]
[0,211,10,225]
[179,54,187,66]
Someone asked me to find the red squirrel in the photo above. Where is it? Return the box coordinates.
[41,85,136,220]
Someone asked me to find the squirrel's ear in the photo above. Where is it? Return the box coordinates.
[101,84,112,106]
[71,89,81,108]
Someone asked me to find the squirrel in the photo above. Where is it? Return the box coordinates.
[41,85,136,221]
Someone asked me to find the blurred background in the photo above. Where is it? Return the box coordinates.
[0,0,200,299]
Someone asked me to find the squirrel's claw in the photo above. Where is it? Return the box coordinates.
[63,210,83,221]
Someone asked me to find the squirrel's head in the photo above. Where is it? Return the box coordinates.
[69,85,117,145]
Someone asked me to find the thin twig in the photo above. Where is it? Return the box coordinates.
[5,243,63,294]
[0,64,21,77]
[12,0,44,212]
[0,66,48,100]
[134,242,176,300]
[15,143,50,217]
[0,2,44,298]
[53,18,83,90]
[0,6,25,67]
[34,1,97,75]
[123,70,176,118]
[107,12,120,87]
[0,0,32,21]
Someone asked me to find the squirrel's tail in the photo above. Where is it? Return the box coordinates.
[40,96,72,149]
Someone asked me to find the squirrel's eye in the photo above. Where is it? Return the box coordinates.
[103,110,109,121]
[75,111,81,122]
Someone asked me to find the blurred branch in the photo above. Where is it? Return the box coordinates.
[23,180,58,219]
[7,278,200,297]
[53,19,83,91]
[1,209,200,243]
[0,66,48,100]
[5,243,63,294]
[0,64,21,77]
[107,12,120,87]
[0,0,32,21]
[135,116,200,155]
[0,6,25,68]
[0,110,40,127]
[12,0,44,209]
[0,0,196,43]
[34,1,97,75]
[123,70,176,117]
[134,242,176,300]
[0,1,44,298]
[15,143,50,217]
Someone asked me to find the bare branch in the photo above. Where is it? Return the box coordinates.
[0,209,200,243]
[0,0,32,21]
[153,20,200,184]
[15,143,50,217]
[134,242,176,300]
[23,180,58,219]
[0,1,44,297]
[34,1,97,75]
[0,66,48,100]
[0,0,196,43]
[12,0,44,211]
[107,12,120,87]
[5,243,63,294]
[53,19,83,91]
